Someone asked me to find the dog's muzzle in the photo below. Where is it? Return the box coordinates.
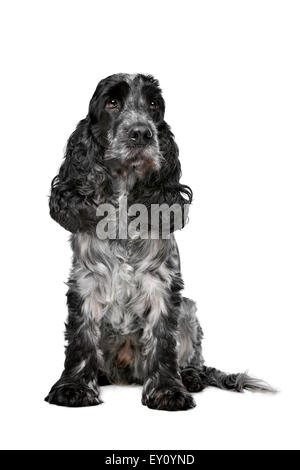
[106,117,162,177]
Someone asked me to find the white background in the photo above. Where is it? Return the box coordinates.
[0,0,299,450]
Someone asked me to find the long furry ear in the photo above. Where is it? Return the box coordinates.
[129,122,192,233]
[49,118,112,233]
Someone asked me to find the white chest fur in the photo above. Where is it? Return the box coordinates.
[72,233,174,334]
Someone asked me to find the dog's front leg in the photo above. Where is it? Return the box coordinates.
[141,311,196,411]
[45,290,102,407]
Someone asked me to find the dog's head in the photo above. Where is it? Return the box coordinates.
[50,74,192,233]
[88,73,165,179]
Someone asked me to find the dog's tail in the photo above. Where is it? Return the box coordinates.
[199,366,276,393]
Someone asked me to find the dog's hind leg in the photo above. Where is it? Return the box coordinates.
[178,297,204,369]
[97,371,111,386]
[178,297,206,392]
[178,297,276,394]
[45,288,103,407]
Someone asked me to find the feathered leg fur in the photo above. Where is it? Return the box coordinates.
[45,289,102,407]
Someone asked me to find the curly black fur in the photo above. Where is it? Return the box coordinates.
[46,74,274,411]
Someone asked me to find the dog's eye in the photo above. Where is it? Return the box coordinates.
[106,98,120,110]
[150,100,158,110]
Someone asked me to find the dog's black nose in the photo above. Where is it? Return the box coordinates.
[128,124,153,145]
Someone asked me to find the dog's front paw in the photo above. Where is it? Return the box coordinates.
[45,382,102,407]
[142,386,196,411]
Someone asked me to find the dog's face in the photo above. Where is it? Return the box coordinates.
[50,73,192,234]
[89,74,166,178]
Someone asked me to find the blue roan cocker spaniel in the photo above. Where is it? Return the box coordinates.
[46,74,273,410]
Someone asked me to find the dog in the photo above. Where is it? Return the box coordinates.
[46,73,274,410]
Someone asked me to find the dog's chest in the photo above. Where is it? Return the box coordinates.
[105,242,169,332]
[110,258,138,308]
[74,234,174,334]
